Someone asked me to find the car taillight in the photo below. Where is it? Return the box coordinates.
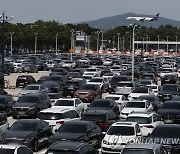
[99,123,109,127]
[143,125,154,128]
[56,121,64,125]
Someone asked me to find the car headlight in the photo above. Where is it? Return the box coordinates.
[103,139,110,145]
[28,106,36,110]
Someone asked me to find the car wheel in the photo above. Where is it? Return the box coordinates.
[33,140,38,152]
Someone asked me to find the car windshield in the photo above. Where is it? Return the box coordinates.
[54,100,74,106]
[10,122,37,131]
[38,113,63,120]
[58,123,87,133]
[117,83,133,87]
[0,149,14,154]
[161,103,180,109]
[121,149,153,154]
[107,126,135,135]
[127,117,151,124]
[18,96,39,103]
[161,85,177,92]
[46,150,77,154]
[105,97,120,101]
[132,87,148,93]
[82,115,106,122]
[89,78,102,82]
[126,102,145,108]
[90,100,110,107]
[80,84,98,90]
[24,86,39,90]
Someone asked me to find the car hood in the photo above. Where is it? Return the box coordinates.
[5,131,35,139]
[158,109,180,117]
[49,132,86,141]
[19,90,39,95]
[86,107,111,111]
[13,102,37,108]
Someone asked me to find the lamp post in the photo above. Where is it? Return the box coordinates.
[132,25,137,82]
[96,31,101,57]
[0,12,14,74]
[146,35,148,52]
[117,33,120,54]
[34,32,38,55]
[157,35,160,50]
[143,37,144,51]
[101,31,104,49]
[55,34,58,55]
[167,36,169,52]
[175,36,178,52]
[10,32,14,55]
[70,29,74,61]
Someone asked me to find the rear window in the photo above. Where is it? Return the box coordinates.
[38,113,63,120]
[127,117,151,124]
[107,126,135,136]
[82,114,106,122]
[54,100,74,106]
[126,102,145,108]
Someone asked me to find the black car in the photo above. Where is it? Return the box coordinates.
[1,119,52,152]
[22,64,38,73]
[37,62,48,71]
[50,68,68,75]
[12,93,51,118]
[16,75,36,88]
[86,99,120,116]
[81,109,118,134]
[157,101,180,124]
[0,72,4,88]
[149,124,180,153]
[66,72,82,80]
[161,73,179,85]
[0,145,33,154]
[158,84,180,102]
[43,81,61,93]
[48,120,102,148]
[62,79,86,97]
[90,58,103,65]
[46,141,98,154]
[0,95,16,115]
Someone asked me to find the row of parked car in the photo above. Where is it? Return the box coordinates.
[1,53,180,153]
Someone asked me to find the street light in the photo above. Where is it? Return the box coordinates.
[10,32,14,55]
[70,29,74,61]
[146,35,148,52]
[157,35,160,50]
[175,36,178,52]
[167,36,169,52]
[34,32,38,55]
[55,34,58,55]
[132,24,137,82]
[101,31,104,49]
[117,33,120,54]
[96,31,101,57]
[0,12,14,74]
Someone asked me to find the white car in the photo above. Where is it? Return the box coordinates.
[146,84,159,95]
[51,98,85,116]
[103,59,113,66]
[87,77,109,92]
[115,81,135,96]
[102,72,115,81]
[37,108,80,132]
[83,67,101,76]
[128,86,154,100]
[61,60,76,68]
[126,112,163,136]
[0,144,33,154]
[104,94,128,111]
[120,100,153,120]
[101,122,142,153]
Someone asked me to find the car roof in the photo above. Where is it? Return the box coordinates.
[49,141,90,151]
[112,122,137,127]
[124,144,162,150]
[40,108,73,114]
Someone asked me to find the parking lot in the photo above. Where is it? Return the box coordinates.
[0,54,180,154]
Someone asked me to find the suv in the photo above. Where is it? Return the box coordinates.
[37,108,80,132]
[121,144,167,154]
[16,75,36,88]
[12,93,51,118]
[82,109,118,134]
[101,122,142,153]
[126,112,163,136]
[0,112,8,136]
[46,141,98,154]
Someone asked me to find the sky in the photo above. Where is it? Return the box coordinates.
[0,0,180,24]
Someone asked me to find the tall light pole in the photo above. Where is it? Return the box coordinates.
[0,12,14,74]
[157,35,160,50]
[70,29,74,61]
[101,31,104,49]
[96,31,101,57]
[132,25,137,82]
[117,33,120,54]
[136,36,138,49]
[10,32,14,55]
[167,36,169,52]
[34,32,38,55]
[55,34,58,55]
[146,35,148,52]
[175,36,178,52]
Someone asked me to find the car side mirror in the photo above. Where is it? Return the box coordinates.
[137,132,141,136]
